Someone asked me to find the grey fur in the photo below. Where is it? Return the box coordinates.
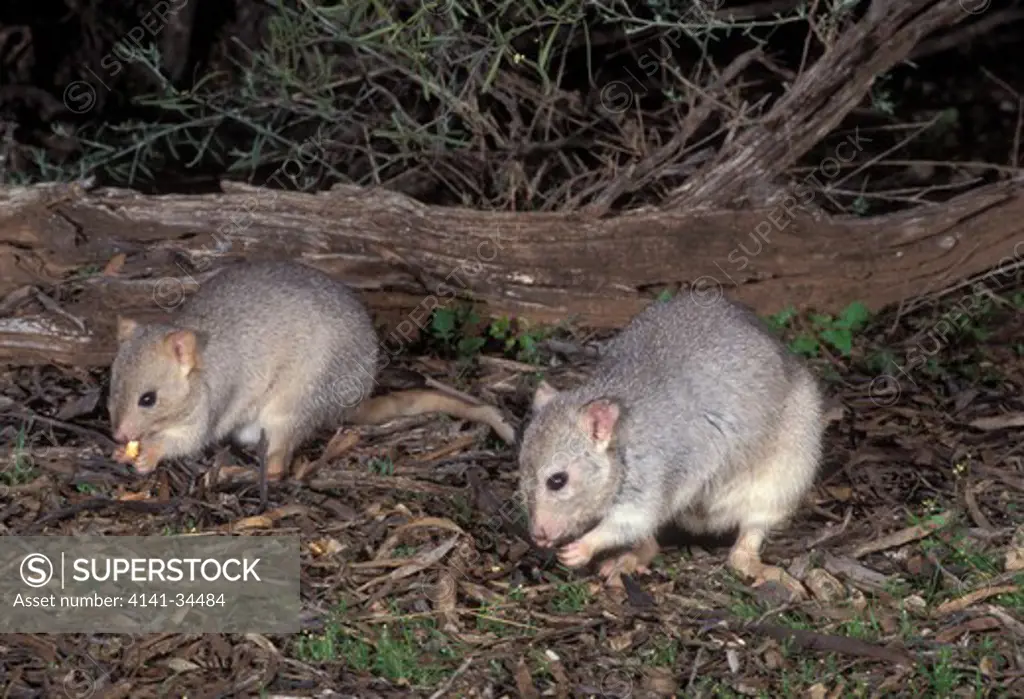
[108,261,379,469]
[517,290,825,577]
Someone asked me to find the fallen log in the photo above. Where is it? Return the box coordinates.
[0,177,1022,368]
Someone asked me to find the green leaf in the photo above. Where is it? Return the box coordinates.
[809,313,833,328]
[821,328,853,356]
[431,309,456,339]
[837,301,870,330]
[489,316,511,338]
[518,334,537,356]
[767,305,797,329]
[457,336,485,356]
[789,335,820,357]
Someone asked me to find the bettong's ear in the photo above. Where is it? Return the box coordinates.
[531,380,559,413]
[579,398,621,452]
[163,329,208,374]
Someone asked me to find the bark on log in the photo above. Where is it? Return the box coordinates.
[1,178,1023,368]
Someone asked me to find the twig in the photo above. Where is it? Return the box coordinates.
[1,406,116,449]
[910,9,1024,61]
[984,605,1024,640]
[665,0,971,208]
[963,478,994,533]
[851,510,954,558]
[30,288,87,333]
[427,655,475,699]
[831,112,947,192]
[935,585,1019,617]
[685,646,705,692]
[806,506,853,548]
[980,67,1024,171]
[745,622,915,665]
[24,496,187,533]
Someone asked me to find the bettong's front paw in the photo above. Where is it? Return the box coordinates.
[111,443,135,465]
[557,537,596,568]
[131,442,165,475]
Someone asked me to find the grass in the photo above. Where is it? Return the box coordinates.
[550,580,591,613]
[292,604,462,687]
[639,635,680,667]
[367,455,395,476]
[1,427,38,487]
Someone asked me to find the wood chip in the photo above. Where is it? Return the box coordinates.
[243,633,280,654]
[933,616,1002,643]
[321,428,360,462]
[102,253,127,276]
[822,553,893,591]
[984,605,1024,639]
[852,511,953,558]
[308,537,346,558]
[162,657,200,673]
[807,684,828,699]
[356,534,461,592]
[643,666,677,696]
[805,568,846,603]
[746,622,914,665]
[435,569,460,632]
[515,656,540,699]
[935,584,1019,616]
[1005,525,1024,572]
[230,515,274,531]
[374,516,466,560]
[969,413,1024,430]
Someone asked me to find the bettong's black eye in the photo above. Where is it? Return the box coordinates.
[546,472,568,491]
[138,391,157,408]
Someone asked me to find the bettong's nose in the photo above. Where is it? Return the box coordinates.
[532,524,554,548]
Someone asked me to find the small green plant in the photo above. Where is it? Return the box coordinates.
[367,456,395,476]
[766,301,871,358]
[1,428,37,486]
[764,305,798,332]
[294,620,373,667]
[551,581,591,613]
[486,315,545,362]
[730,599,766,620]
[640,634,680,667]
[921,645,967,696]
[429,306,548,362]
[430,305,486,358]
[837,611,883,641]
[293,607,458,686]
[474,599,525,636]
[374,625,424,683]
[994,575,1024,612]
